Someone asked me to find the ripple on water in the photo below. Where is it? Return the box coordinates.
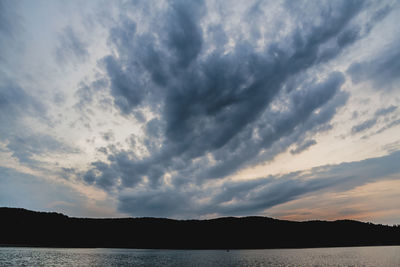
[0,246,399,267]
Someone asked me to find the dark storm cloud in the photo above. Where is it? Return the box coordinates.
[196,73,346,181]
[102,55,146,115]
[101,0,206,116]
[55,26,89,64]
[166,0,205,69]
[79,0,390,207]
[81,150,150,190]
[118,150,400,217]
[83,161,120,190]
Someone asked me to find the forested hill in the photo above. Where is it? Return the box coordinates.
[1,207,399,249]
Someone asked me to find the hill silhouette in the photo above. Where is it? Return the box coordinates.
[0,207,399,249]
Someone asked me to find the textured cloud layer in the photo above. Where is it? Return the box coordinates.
[117,150,400,217]
[78,1,389,186]
[68,0,399,218]
[1,0,399,222]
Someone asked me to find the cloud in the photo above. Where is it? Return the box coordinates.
[0,73,76,165]
[6,133,76,165]
[0,0,22,63]
[351,118,377,134]
[0,75,46,164]
[351,105,399,135]
[0,166,118,218]
[100,130,115,142]
[81,71,347,190]
[82,160,120,190]
[2,0,397,221]
[290,139,317,155]
[74,0,400,198]
[0,166,81,210]
[118,150,400,218]
[267,179,400,225]
[55,26,89,64]
[197,72,347,181]
[119,188,194,218]
[374,118,400,135]
[0,74,45,125]
[102,55,146,115]
[0,1,17,37]
[347,43,400,91]
[165,0,205,69]
[375,105,397,116]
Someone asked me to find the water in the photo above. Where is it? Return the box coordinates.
[0,246,399,266]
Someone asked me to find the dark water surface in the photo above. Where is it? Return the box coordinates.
[1,246,399,266]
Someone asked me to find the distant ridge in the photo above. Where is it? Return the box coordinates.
[1,207,399,249]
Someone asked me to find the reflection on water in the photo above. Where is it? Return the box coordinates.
[0,246,399,266]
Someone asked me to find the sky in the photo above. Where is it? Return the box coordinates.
[0,0,400,225]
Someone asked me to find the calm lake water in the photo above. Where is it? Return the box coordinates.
[0,246,399,266]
